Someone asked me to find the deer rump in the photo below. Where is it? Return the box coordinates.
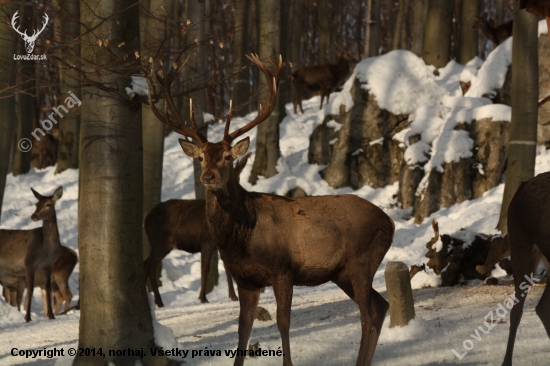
[210,193,394,290]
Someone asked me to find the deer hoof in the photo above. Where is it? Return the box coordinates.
[200,298,209,304]
[25,315,31,323]
[230,295,238,301]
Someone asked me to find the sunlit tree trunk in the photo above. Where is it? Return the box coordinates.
[497,6,539,233]
[422,0,453,68]
[76,1,160,364]
[459,0,480,63]
[410,0,427,56]
[232,0,251,116]
[364,0,381,58]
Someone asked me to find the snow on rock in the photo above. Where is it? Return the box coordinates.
[378,316,432,343]
[410,271,441,289]
[0,298,24,325]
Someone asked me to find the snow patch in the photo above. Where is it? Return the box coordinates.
[379,317,432,343]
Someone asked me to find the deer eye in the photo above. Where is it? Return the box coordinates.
[225,155,231,161]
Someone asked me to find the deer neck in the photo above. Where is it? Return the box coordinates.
[42,214,61,249]
[205,171,256,251]
[481,22,498,43]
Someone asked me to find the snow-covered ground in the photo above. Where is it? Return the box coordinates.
[2,25,550,364]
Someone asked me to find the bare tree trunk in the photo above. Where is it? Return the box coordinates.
[459,0,480,63]
[497,6,539,233]
[55,0,81,174]
[422,0,454,68]
[496,0,505,24]
[289,0,304,103]
[318,0,329,63]
[392,0,409,50]
[0,3,17,221]
[410,0,427,56]
[76,0,160,363]
[12,6,34,176]
[364,0,381,57]
[232,0,252,116]
[249,0,280,184]
[279,0,291,108]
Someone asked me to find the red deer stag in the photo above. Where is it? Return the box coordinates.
[2,246,77,315]
[472,13,513,46]
[144,153,251,306]
[0,186,63,322]
[291,51,350,114]
[147,54,394,366]
[520,0,550,42]
[502,172,550,365]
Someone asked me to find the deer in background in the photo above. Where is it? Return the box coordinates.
[148,54,394,366]
[291,50,351,114]
[502,172,550,366]
[144,153,251,307]
[2,246,77,315]
[472,13,513,46]
[0,186,63,322]
[31,132,58,169]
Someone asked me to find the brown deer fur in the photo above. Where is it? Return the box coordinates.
[472,13,513,46]
[291,53,350,114]
[520,0,550,43]
[148,54,394,366]
[144,153,251,306]
[0,187,63,322]
[502,172,550,365]
[2,246,77,315]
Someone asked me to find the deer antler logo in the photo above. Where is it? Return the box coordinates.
[11,11,49,54]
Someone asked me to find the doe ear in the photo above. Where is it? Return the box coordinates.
[230,137,250,159]
[179,139,201,158]
[31,188,43,200]
[52,186,63,202]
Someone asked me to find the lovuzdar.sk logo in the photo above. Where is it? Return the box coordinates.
[12,10,48,61]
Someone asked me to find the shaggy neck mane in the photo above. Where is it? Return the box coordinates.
[205,166,256,251]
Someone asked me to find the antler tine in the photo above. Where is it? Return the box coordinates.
[223,100,233,140]
[149,59,208,144]
[224,53,284,143]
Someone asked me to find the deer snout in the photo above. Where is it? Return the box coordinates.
[31,213,39,221]
[201,171,217,184]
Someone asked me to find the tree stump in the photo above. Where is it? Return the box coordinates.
[385,261,416,327]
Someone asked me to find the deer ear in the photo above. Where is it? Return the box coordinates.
[179,139,201,158]
[234,152,252,178]
[52,186,63,202]
[230,137,250,159]
[31,188,43,200]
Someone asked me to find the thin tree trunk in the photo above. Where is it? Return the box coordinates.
[279,0,291,108]
[410,0,427,56]
[232,0,251,116]
[496,0,505,24]
[76,1,159,363]
[249,0,280,184]
[497,6,539,233]
[422,0,454,68]
[0,3,17,220]
[55,0,81,174]
[392,0,409,50]
[318,0,329,64]
[364,0,381,57]
[459,0,480,63]
[289,0,304,103]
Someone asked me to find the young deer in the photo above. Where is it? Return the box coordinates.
[147,54,394,366]
[291,52,350,114]
[0,186,63,322]
[144,153,251,306]
[472,13,513,46]
[503,172,550,365]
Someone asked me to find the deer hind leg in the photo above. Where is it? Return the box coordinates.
[535,247,550,339]
[41,288,48,317]
[24,268,35,322]
[234,286,260,366]
[502,239,537,366]
[223,262,238,301]
[144,245,167,308]
[199,241,216,303]
[54,280,72,315]
[43,268,54,320]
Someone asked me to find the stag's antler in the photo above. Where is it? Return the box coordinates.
[147,56,208,144]
[222,54,284,143]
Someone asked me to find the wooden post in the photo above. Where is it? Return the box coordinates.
[385,261,416,327]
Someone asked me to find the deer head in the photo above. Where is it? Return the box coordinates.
[148,54,283,190]
[11,11,49,54]
[30,186,62,222]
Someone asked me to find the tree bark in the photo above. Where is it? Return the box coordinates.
[318,0,330,64]
[55,0,81,174]
[497,6,539,233]
[392,0,409,50]
[76,1,159,364]
[496,0,505,25]
[249,0,281,185]
[12,6,35,176]
[232,0,252,116]
[410,0,428,56]
[422,0,454,68]
[0,3,17,221]
[364,0,381,57]
[459,0,480,64]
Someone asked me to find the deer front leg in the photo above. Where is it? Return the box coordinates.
[234,286,260,366]
[223,262,238,301]
[43,268,55,319]
[199,242,216,303]
[24,268,35,322]
[272,275,294,366]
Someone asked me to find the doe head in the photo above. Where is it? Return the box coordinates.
[30,186,63,222]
